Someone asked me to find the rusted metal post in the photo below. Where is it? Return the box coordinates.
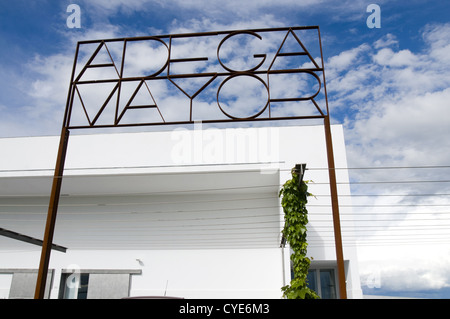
[34,128,70,299]
[324,115,347,299]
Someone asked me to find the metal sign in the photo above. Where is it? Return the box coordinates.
[35,26,347,299]
[64,26,328,129]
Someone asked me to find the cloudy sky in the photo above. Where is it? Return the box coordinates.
[1,0,449,298]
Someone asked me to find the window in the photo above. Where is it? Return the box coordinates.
[289,260,339,299]
[307,268,338,299]
[58,269,142,299]
[59,273,89,299]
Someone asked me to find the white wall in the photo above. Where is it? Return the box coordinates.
[0,248,285,299]
[0,124,362,298]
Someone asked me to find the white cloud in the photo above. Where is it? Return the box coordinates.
[28,54,73,103]
[373,48,420,67]
[78,0,382,26]
[327,44,370,72]
[359,245,450,291]
[0,24,127,137]
[422,23,450,63]
[82,0,321,15]
[373,33,399,49]
[327,23,450,169]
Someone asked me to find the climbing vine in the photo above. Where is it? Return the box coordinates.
[280,169,319,299]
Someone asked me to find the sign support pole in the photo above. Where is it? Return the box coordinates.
[324,115,347,299]
[34,128,70,299]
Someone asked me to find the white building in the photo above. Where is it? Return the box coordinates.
[0,124,362,299]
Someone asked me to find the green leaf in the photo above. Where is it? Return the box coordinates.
[279,169,319,299]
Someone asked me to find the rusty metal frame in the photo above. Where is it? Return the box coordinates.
[34,26,347,299]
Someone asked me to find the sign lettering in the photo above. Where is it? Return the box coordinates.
[65,27,328,129]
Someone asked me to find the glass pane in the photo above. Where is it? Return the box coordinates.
[320,269,336,299]
[63,274,79,299]
[61,273,89,299]
[306,270,317,293]
[77,274,89,299]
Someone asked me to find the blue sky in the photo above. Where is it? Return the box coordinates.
[1,0,449,133]
[1,0,450,298]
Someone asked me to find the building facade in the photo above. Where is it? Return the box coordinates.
[0,124,362,299]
